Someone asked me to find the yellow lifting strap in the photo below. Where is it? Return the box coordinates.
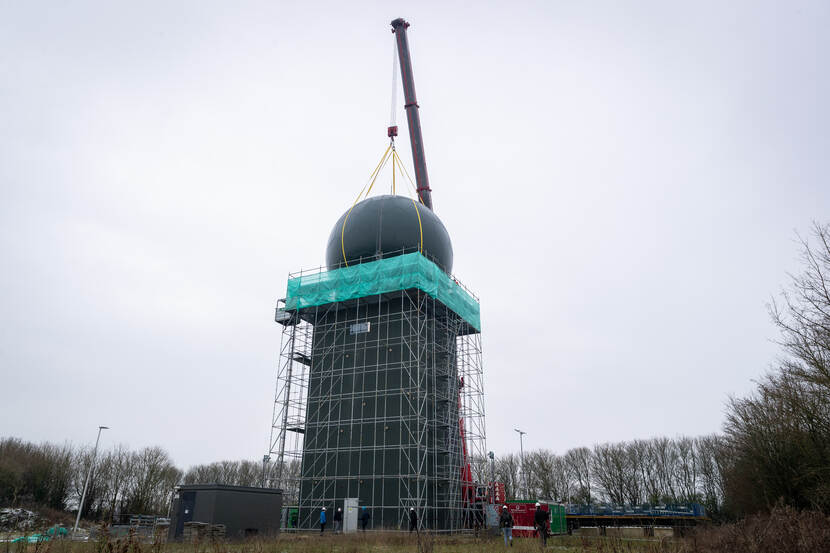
[392,150,426,207]
[341,144,392,267]
[393,150,423,254]
[340,144,423,267]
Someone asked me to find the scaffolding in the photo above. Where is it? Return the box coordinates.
[268,253,486,532]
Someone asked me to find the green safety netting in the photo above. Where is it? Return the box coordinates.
[285,252,480,331]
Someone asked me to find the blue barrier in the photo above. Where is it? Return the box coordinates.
[566,503,706,518]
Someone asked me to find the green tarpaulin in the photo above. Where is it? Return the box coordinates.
[285,252,480,331]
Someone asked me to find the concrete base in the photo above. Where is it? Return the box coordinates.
[653,527,675,538]
[606,527,645,538]
[572,527,601,536]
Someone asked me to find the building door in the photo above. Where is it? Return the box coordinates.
[175,491,196,537]
[343,498,358,533]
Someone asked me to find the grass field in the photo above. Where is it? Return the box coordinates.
[10,506,829,553]
[1,532,686,553]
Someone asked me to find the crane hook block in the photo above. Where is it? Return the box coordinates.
[387,126,398,138]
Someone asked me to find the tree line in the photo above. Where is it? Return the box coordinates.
[3,433,725,520]
[2,223,827,523]
[0,439,295,520]
[0,440,181,519]
[473,434,727,516]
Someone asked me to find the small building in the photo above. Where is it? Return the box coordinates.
[168,484,283,541]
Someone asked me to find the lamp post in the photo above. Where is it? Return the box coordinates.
[514,429,527,499]
[488,451,495,504]
[262,455,271,487]
[73,426,108,537]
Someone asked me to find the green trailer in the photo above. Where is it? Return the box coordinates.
[548,503,566,534]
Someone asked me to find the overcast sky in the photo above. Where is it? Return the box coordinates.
[2,1,828,470]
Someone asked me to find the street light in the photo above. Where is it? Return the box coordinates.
[514,428,527,499]
[488,451,495,504]
[262,455,271,487]
[73,426,108,537]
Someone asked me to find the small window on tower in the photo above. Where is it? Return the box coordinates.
[349,322,371,335]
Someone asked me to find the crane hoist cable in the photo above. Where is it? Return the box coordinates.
[390,39,398,136]
[389,39,399,195]
[339,32,425,268]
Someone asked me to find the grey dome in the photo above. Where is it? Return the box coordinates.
[325,195,453,272]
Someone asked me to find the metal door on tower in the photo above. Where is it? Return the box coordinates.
[343,498,358,533]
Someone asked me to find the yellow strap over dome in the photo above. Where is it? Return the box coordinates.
[411,196,424,255]
[340,145,424,268]
[393,150,423,254]
[341,144,393,267]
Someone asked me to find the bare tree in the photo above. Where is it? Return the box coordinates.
[183,459,264,487]
[723,222,830,515]
[565,447,592,505]
[695,434,728,517]
[651,437,679,503]
[525,450,555,500]
[70,445,104,518]
[630,439,659,504]
[494,453,521,500]
[622,442,643,505]
[91,444,133,519]
[550,455,572,503]
[269,459,301,504]
[675,437,699,503]
[124,447,181,514]
[591,443,628,505]
[469,454,489,488]
[770,222,830,392]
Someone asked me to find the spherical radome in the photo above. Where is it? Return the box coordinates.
[325,195,453,272]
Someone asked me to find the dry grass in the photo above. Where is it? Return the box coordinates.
[5,508,829,553]
[690,505,830,553]
[0,531,673,553]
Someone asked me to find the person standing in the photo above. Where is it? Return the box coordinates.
[319,507,327,534]
[534,503,548,547]
[499,505,514,547]
[360,506,370,532]
[333,507,343,534]
[408,508,418,533]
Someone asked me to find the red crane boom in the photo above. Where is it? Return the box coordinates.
[391,18,433,211]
